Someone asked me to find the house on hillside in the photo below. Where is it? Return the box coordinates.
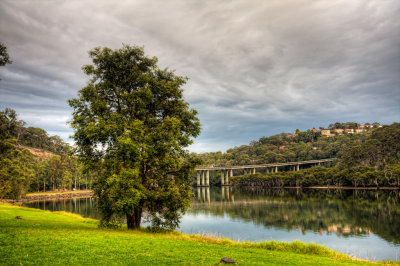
[344,129,354,134]
[333,129,344,134]
[321,130,332,136]
[311,128,319,133]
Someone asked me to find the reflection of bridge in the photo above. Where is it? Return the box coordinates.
[195,186,233,203]
[195,158,336,187]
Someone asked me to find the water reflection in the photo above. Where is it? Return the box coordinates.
[196,187,234,203]
[23,187,400,261]
[191,187,400,244]
[26,197,101,220]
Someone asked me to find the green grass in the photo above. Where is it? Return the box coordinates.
[0,204,393,265]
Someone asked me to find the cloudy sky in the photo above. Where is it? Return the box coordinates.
[0,0,399,152]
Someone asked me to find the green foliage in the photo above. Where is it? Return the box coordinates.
[69,45,201,229]
[328,122,361,130]
[0,108,71,154]
[196,123,399,188]
[339,123,400,170]
[0,108,86,199]
[195,129,363,167]
[0,42,12,67]
[0,139,35,199]
[232,164,400,188]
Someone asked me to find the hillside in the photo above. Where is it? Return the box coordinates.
[1,108,91,200]
[16,144,55,159]
[195,122,382,167]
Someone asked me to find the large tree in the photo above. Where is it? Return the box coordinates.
[69,45,201,229]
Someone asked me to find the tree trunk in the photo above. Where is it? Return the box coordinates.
[126,209,142,229]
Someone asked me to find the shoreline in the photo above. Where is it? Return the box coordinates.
[197,185,400,190]
[3,186,399,203]
[4,190,94,203]
[273,186,399,190]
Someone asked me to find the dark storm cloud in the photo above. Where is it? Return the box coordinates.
[0,0,399,152]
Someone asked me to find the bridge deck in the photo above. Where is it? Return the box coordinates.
[195,158,335,171]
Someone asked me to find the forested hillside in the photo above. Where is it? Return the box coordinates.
[0,108,92,199]
[195,122,379,166]
[231,123,400,188]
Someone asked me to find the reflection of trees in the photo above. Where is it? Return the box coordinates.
[25,197,101,220]
[190,188,400,244]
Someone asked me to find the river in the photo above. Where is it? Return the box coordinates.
[23,187,400,261]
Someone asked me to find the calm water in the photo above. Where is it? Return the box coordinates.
[24,187,400,261]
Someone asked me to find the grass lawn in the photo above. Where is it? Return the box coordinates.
[0,203,393,265]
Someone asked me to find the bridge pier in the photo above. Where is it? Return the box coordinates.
[221,170,225,185]
[275,166,278,172]
[197,171,201,186]
[252,168,256,174]
[296,164,300,171]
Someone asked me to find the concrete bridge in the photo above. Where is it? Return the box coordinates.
[195,158,336,187]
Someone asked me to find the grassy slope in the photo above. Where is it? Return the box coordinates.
[0,204,388,265]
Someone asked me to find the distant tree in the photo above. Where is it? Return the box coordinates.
[344,122,359,129]
[0,108,25,140]
[69,45,201,229]
[0,108,35,199]
[0,42,12,67]
[372,122,381,127]
[329,122,345,129]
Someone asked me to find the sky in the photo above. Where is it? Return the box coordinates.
[0,0,399,153]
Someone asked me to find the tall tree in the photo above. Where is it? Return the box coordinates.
[69,45,201,229]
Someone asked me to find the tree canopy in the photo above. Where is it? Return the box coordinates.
[69,45,201,229]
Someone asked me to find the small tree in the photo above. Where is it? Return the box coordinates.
[0,42,12,67]
[69,45,201,229]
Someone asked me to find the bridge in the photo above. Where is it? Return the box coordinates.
[194,158,336,187]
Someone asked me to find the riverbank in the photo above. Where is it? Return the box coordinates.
[0,203,389,265]
[4,190,93,203]
[236,186,400,190]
